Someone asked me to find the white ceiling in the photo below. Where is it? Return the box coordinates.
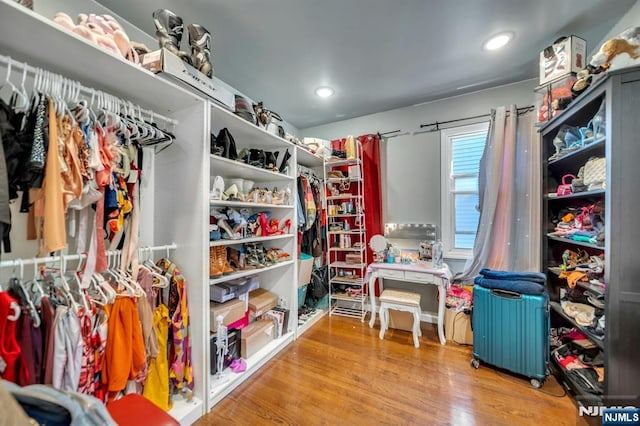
[98,0,636,129]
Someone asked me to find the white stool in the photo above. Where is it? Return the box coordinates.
[378,289,422,348]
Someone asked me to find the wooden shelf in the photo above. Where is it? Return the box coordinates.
[329,247,365,252]
[549,302,604,349]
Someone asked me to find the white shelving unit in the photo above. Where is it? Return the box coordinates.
[0,0,327,422]
[207,101,299,407]
[0,1,208,424]
[324,141,368,321]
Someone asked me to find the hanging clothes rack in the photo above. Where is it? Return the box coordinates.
[0,54,178,131]
[0,243,177,270]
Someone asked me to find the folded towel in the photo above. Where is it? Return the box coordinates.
[479,268,546,284]
[474,276,545,295]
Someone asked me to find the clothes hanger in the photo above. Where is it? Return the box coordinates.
[10,259,41,327]
[26,259,46,308]
[115,250,146,297]
[59,254,84,313]
[142,247,169,289]
[106,251,135,297]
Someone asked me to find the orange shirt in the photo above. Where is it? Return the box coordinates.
[101,296,146,395]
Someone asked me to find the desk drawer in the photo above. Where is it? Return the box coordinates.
[378,269,405,279]
[404,271,434,282]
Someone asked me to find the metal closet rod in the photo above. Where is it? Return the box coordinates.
[419,105,535,131]
[0,243,177,269]
[0,53,178,128]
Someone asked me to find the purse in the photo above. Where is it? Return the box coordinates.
[556,174,576,196]
[583,156,606,190]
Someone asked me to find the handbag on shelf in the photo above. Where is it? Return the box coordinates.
[583,156,606,190]
[556,174,576,196]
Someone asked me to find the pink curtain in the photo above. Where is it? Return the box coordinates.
[458,105,540,281]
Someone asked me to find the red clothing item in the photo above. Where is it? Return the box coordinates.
[0,291,28,384]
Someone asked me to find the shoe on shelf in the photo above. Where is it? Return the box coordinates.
[152,9,192,64]
[188,23,213,78]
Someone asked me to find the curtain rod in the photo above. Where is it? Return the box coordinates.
[0,54,178,128]
[379,129,401,136]
[0,243,177,269]
[419,105,534,132]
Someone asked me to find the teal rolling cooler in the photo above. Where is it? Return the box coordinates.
[471,285,549,388]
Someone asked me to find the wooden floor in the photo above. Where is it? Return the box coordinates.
[196,315,582,426]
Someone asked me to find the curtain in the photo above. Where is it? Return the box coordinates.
[457,105,540,281]
[357,133,383,266]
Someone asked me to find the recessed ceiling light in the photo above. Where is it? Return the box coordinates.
[483,32,513,51]
[315,86,334,98]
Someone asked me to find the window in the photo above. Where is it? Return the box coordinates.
[440,122,488,259]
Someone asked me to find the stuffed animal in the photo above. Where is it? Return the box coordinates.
[590,26,640,71]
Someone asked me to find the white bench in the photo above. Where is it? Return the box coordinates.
[378,289,422,348]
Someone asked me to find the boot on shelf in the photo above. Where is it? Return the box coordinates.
[188,23,213,77]
[152,9,192,64]
[209,246,222,278]
[217,246,234,275]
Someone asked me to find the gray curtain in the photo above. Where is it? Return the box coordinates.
[457,105,540,282]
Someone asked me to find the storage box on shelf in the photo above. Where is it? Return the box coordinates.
[324,142,368,321]
[539,35,586,84]
[540,66,640,411]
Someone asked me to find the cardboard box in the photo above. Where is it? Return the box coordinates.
[444,308,473,345]
[298,254,314,287]
[248,288,278,317]
[388,310,416,332]
[210,298,246,327]
[141,48,234,110]
[241,319,274,359]
[539,36,586,84]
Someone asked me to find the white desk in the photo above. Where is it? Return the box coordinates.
[366,262,451,345]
